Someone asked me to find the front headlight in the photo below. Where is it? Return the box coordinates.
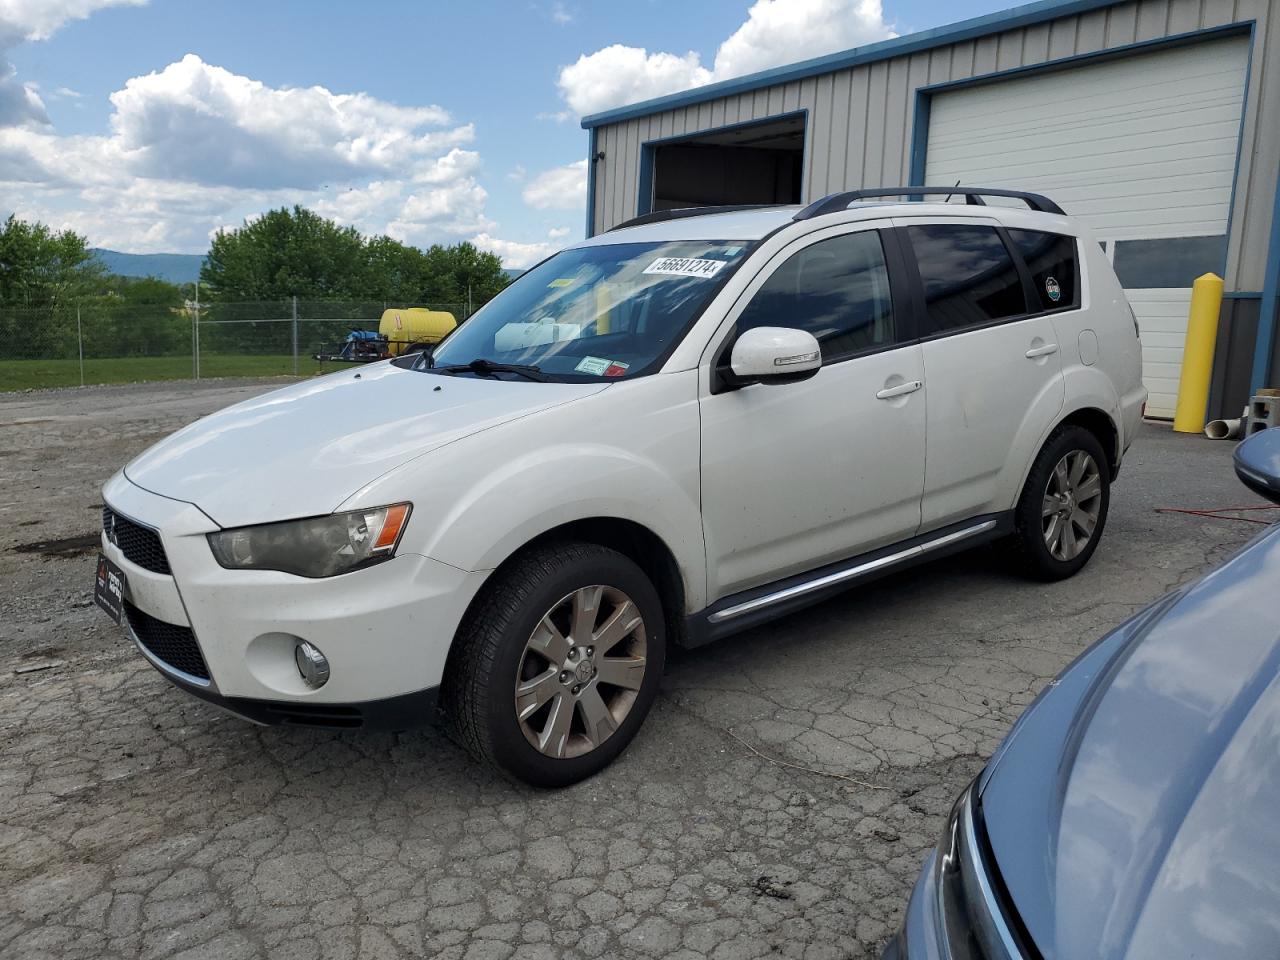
[207,503,411,578]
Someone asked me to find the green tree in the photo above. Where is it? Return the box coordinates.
[0,214,103,306]
[201,206,511,310]
[362,234,431,302]
[201,206,366,300]
[420,241,509,306]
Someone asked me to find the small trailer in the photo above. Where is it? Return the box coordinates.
[313,309,458,363]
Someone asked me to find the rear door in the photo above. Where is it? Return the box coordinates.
[897,218,1066,530]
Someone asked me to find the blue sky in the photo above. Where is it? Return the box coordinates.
[2,0,1012,265]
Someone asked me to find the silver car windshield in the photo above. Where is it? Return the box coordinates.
[425,239,751,380]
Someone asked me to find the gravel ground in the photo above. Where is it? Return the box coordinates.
[0,378,1267,960]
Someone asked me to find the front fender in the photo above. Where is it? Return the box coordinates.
[341,372,708,611]
[429,444,706,610]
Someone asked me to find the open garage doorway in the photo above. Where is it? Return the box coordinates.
[643,113,806,213]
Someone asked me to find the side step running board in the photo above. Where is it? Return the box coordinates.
[706,518,1000,627]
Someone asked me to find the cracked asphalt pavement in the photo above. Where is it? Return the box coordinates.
[0,379,1268,959]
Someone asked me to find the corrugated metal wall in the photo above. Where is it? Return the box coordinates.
[589,0,1277,292]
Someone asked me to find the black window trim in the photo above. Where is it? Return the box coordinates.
[710,225,920,392]
[895,222,1083,344]
[1006,227,1082,317]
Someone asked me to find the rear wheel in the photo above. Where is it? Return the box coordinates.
[1006,424,1110,581]
[443,542,665,787]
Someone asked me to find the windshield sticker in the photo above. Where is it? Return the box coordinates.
[604,361,630,377]
[575,356,612,375]
[643,257,728,280]
[547,277,576,288]
[1045,276,1062,302]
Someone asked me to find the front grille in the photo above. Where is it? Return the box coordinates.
[103,506,171,575]
[124,602,210,681]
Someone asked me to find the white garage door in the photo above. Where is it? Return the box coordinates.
[925,35,1249,418]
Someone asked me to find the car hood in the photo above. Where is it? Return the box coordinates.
[979,523,1280,960]
[124,362,607,527]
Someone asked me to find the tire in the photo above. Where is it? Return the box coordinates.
[442,541,666,787]
[1006,424,1111,581]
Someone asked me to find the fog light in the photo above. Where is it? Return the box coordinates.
[294,642,330,688]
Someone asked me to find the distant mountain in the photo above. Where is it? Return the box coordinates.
[503,267,524,280]
[92,248,206,284]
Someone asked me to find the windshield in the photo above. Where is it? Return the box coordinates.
[424,239,751,380]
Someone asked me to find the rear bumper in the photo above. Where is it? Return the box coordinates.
[151,659,440,731]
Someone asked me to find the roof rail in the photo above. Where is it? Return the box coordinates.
[609,203,784,232]
[793,186,1066,220]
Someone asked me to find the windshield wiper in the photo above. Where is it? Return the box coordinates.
[437,358,548,382]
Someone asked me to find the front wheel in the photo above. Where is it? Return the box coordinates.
[443,542,665,787]
[1006,424,1111,581]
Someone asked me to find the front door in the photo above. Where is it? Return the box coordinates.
[699,224,927,601]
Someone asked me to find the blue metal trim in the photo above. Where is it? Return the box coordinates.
[1223,23,1256,293]
[635,110,809,220]
[580,0,1128,129]
[917,21,1252,95]
[637,142,655,217]
[585,127,598,237]
[907,92,930,189]
[1224,292,1263,300]
[1251,166,1280,393]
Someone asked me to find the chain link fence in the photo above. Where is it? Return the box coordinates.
[0,298,472,391]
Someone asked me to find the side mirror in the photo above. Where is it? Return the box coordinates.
[726,327,821,387]
[1234,428,1280,503]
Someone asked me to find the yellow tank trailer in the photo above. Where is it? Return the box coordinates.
[378,308,457,355]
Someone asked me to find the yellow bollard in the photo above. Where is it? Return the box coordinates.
[1173,272,1225,434]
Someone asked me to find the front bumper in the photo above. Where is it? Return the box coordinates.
[102,472,488,717]
[153,660,440,730]
[883,785,1030,960]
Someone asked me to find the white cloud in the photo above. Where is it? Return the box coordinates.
[558,45,711,118]
[0,0,146,126]
[522,159,587,211]
[0,45,506,254]
[471,232,562,270]
[549,1,572,25]
[51,85,81,99]
[108,54,466,190]
[557,0,895,116]
[547,226,570,239]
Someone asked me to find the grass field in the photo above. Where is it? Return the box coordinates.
[0,354,333,391]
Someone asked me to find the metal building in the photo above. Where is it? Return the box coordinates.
[580,0,1280,420]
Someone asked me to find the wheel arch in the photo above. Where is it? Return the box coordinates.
[445,517,691,679]
[1057,405,1121,478]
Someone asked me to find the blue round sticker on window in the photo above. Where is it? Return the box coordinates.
[1045,277,1062,302]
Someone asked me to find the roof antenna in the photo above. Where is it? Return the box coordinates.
[944,180,961,203]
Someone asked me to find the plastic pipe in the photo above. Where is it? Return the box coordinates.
[1173,272,1225,434]
[1205,417,1243,440]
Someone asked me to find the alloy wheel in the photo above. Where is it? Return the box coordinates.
[514,585,648,759]
[1041,450,1103,561]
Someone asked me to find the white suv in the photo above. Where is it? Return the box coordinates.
[97,188,1145,786]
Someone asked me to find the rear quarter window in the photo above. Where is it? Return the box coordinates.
[1008,229,1079,312]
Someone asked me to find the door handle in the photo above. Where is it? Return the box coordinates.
[1025,343,1059,358]
[876,380,923,400]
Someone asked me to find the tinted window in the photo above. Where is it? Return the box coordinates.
[906,224,1027,332]
[736,230,894,362]
[1009,229,1078,311]
[1112,236,1227,289]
